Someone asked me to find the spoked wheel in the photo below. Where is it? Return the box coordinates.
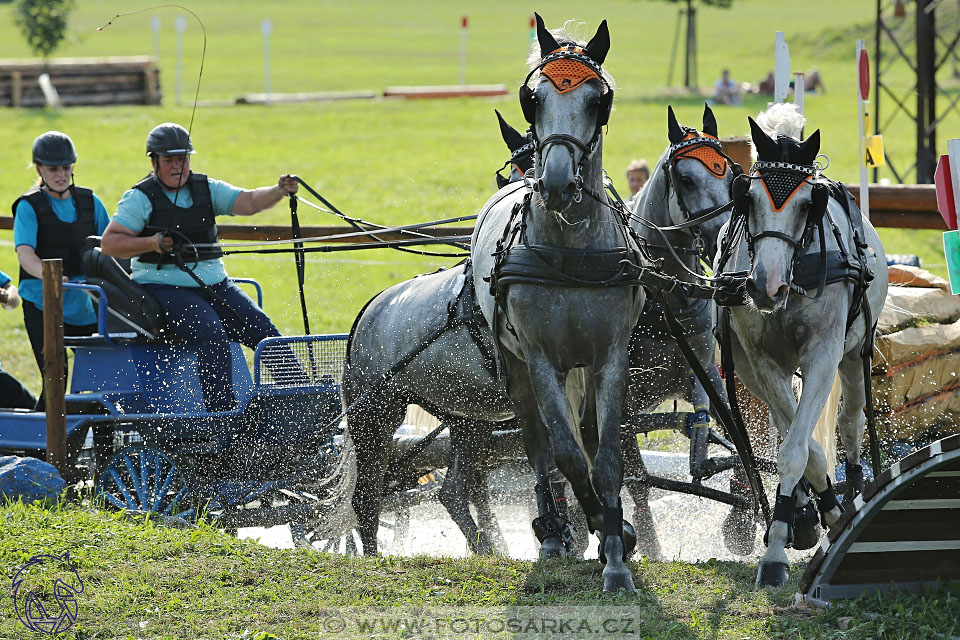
[95,445,195,519]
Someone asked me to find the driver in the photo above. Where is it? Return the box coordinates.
[101,122,299,412]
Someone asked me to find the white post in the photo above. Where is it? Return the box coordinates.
[773,31,790,105]
[262,19,273,104]
[857,39,870,220]
[175,15,187,105]
[793,71,805,114]
[150,17,161,62]
[459,16,468,86]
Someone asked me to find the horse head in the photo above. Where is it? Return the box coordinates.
[739,113,825,311]
[522,13,613,214]
[495,109,534,188]
[659,103,736,261]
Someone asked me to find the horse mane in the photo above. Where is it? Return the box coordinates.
[525,21,617,91]
[751,103,806,161]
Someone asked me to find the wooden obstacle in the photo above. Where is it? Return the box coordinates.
[801,434,960,601]
[0,56,161,107]
[383,84,507,99]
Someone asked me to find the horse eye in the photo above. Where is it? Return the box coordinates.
[680,175,695,187]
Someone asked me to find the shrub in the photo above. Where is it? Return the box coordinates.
[13,0,75,59]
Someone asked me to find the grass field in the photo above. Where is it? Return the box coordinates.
[1,500,959,639]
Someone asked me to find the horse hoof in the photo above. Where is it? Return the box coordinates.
[722,508,756,556]
[756,561,789,587]
[539,536,566,559]
[791,503,822,551]
[602,566,636,594]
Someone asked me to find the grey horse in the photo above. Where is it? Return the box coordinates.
[471,15,645,593]
[342,113,534,557]
[618,103,739,558]
[715,105,887,587]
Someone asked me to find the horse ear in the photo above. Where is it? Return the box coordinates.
[748,116,779,160]
[583,19,610,66]
[798,129,821,165]
[702,103,719,138]
[496,110,526,152]
[668,105,684,144]
[535,13,561,57]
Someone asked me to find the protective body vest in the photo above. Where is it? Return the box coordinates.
[135,172,224,265]
[11,186,96,281]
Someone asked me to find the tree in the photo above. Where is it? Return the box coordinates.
[14,0,75,59]
[657,0,733,91]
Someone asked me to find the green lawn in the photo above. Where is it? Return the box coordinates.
[1,500,958,639]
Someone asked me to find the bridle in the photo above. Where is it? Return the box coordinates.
[495,139,535,189]
[518,46,613,204]
[659,131,741,255]
[719,159,831,298]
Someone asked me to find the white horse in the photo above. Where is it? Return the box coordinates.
[715,105,887,587]
[472,15,645,593]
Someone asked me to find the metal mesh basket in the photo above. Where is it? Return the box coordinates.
[256,334,348,388]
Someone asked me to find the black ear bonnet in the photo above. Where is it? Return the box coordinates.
[737,119,828,218]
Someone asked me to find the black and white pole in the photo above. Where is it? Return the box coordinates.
[459,16,468,86]
[262,19,273,105]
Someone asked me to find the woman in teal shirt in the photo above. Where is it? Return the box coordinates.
[12,132,110,409]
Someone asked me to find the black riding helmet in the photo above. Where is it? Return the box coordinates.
[32,131,77,166]
[146,122,196,156]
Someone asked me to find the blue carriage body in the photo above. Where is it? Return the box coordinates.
[0,282,348,468]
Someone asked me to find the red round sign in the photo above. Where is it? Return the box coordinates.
[858,50,870,100]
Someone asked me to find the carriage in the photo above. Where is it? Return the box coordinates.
[0,247,358,545]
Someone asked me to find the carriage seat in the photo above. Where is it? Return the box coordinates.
[80,236,167,342]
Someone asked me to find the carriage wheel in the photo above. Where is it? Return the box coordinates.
[94,445,194,519]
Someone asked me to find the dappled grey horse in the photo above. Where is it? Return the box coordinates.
[715,106,887,587]
[472,15,646,593]
[618,104,740,558]
[342,113,534,557]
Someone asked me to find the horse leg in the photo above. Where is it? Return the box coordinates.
[467,464,509,556]
[505,354,573,559]
[438,417,491,555]
[591,355,636,594]
[739,365,798,587]
[833,351,869,511]
[349,398,403,556]
[759,346,844,587]
[621,431,662,560]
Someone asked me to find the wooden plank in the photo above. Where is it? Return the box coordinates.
[11,70,21,107]
[384,84,507,98]
[236,90,377,104]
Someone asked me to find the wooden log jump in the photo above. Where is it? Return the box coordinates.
[0,56,161,107]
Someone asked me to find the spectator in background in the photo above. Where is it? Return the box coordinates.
[712,69,742,106]
[624,159,650,211]
[0,272,38,410]
[13,132,111,410]
[626,159,650,197]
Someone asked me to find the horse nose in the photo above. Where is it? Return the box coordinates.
[746,269,789,310]
[536,174,577,212]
